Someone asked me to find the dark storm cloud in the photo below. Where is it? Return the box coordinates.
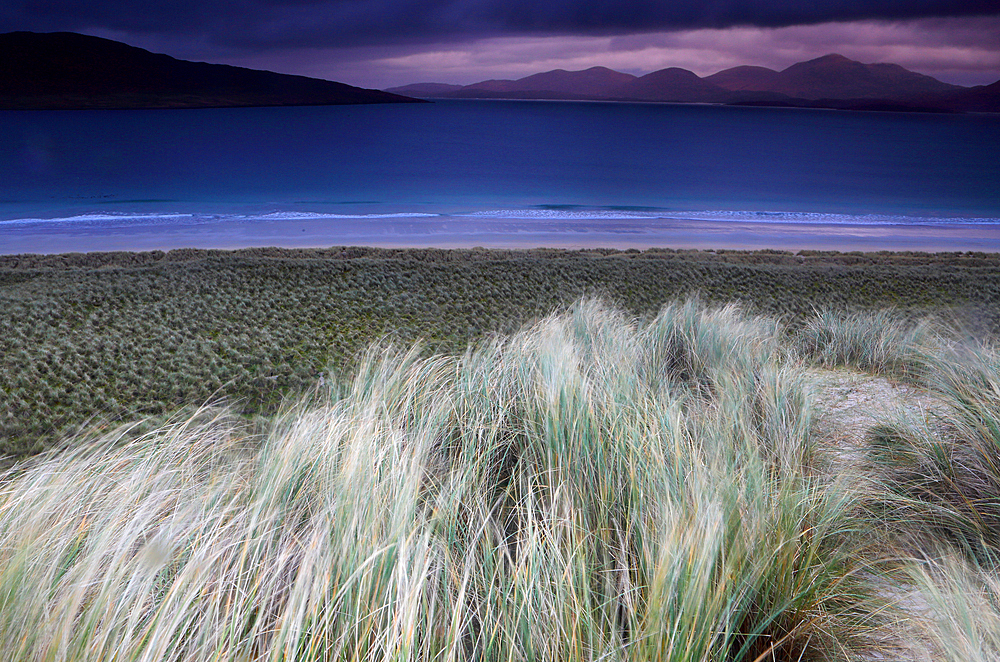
[3,0,998,49]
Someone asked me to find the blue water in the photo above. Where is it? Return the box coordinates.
[2,100,999,253]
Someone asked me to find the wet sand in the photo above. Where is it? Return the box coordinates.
[3,216,999,255]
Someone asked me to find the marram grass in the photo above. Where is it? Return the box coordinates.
[4,299,1000,661]
[908,550,1000,662]
[862,340,1000,563]
[795,308,940,381]
[5,246,1000,460]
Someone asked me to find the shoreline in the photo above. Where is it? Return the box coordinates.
[3,217,1000,256]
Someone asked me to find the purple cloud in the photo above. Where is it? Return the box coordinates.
[207,17,999,88]
[3,1,997,88]
[3,0,998,49]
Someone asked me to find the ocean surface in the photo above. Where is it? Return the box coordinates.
[2,99,999,254]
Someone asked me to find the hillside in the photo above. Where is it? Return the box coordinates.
[925,78,1000,112]
[388,54,998,112]
[703,64,782,91]
[709,54,961,99]
[765,53,960,99]
[0,31,421,109]
[613,67,733,102]
[462,66,637,98]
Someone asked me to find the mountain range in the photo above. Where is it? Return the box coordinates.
[387,54,1000,113]
[0,32,420,109]
[2,32,995,114]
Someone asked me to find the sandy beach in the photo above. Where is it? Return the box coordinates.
[4,216,999,255]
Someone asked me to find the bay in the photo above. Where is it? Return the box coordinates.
[2,100,999,253]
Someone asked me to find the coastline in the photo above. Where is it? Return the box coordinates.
[4,216,999,256]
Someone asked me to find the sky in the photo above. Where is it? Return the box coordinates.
[3,1,999,89]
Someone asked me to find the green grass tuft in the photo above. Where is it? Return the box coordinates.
[0,299,884,662]
[6,295,1000,660]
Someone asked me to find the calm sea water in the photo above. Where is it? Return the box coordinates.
[2,100,999,253]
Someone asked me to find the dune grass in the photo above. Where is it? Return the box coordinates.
[909,551,1000,662]
[794,308,941,381]
[2,299,1000,660]
[861,340,1000,563]
[4,246,1000,461]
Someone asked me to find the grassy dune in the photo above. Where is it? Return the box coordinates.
[3,246,999,460]
[3,296,1000,660]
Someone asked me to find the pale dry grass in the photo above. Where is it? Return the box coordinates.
[3,300,1000,661]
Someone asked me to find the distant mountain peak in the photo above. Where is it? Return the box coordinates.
[704,65,781,92]
[649,67,700,76]
[775,52,961,99]
[806,53,852,63]
[613,67,732,103]
[384,52,995,113]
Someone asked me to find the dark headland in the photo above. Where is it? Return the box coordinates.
[0,31,422,109]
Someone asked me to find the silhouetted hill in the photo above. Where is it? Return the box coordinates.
[498,67,637,97]
[388,54,997,112]
[0,31,421,109]
[385,82,464,97]
[706,55,962,103]
[704,65,782,91]
[442,66,637,99]
[924,79,1000,113]
[390,66,731,103]
[612,67,732,102]
[766,54,960,99]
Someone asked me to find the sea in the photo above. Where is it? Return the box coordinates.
[2,99,999,254]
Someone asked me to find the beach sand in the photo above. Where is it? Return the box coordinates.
[3,216,999,255]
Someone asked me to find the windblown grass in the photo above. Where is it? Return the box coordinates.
[795,308,939,381]
[11,298,1000,660]
[862,341,1000,563]
[5,246,1000,460]
[0,300,887,662]
[908,551,1000,662]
